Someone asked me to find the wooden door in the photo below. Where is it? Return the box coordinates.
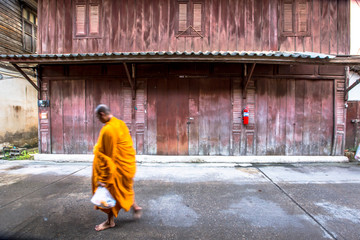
[198,78,232,155]
[147,77,232,155]
[147,77,189,155]
[50,80,87,154]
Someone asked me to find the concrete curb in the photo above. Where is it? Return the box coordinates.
[34,154,349,163]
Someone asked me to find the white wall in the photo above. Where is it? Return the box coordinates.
[0,67,38,147]
[349,1,360,101]
[348,71,360,101]
[351,0,360,55]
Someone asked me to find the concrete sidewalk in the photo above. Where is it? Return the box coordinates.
[1,161,360,239]
[34,154,349,164]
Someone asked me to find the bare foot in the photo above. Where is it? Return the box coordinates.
[95,220,115,231]
[132,206,143,220]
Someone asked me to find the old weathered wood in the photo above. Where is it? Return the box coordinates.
[345,78,360,95]
[135,80,146,154]
[243,63,256,99]
[147,78,157,154]
[84,78,95,152]
[189,78,200,155]
[285,79,296,155]
[41,62,345,156]
[11,63,39,91]
[232,78,242,155]
[0,0,24,54]
[50,80,63,153]
[36,0,349,55]
[123,62,135,99]
[346,102,360,149]
[320,80,333,155]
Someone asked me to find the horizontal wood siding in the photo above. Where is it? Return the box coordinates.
[38,0,349,54]
[0,0,23,54]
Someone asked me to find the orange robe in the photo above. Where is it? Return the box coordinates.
[92,117,136,217]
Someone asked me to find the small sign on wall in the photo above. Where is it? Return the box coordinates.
[40,112,48,119]
[38,100,50,107]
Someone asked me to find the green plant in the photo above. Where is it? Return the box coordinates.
[346,146,358,153]
[2,149,38,160]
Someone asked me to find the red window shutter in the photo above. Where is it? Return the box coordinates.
[193,3,202,31]
[297,0,308,32]
[89,4,100,34]
[76,5,86,35]
[283,0,293,32]
[179,3,187,31]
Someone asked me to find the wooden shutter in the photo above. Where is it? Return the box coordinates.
[75,5,86,35]
[89,4,99,34]
[179,3,187,31]
[297,0,308,32]
[193,3,202,31]
[283,0,293,32]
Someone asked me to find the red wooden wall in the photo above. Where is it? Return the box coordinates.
[346,101,360,149]
[39,63,346,155]
[37,0,350,55]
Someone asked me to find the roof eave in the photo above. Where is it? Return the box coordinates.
[0,56,343,65]
[1,51,359,65]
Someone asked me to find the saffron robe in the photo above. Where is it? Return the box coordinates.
[92,117,136,217]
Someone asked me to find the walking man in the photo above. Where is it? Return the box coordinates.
[92,104,142,231]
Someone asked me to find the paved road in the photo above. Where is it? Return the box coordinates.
[0,160,360,240]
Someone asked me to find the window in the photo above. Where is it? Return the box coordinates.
[22,7,37,53]
[74,0,101,38]
[280,0,310,36]
[177,0,204,37]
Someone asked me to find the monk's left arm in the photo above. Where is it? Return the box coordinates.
[93,129,116,186]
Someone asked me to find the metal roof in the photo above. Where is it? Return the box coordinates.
[0,51,359,65]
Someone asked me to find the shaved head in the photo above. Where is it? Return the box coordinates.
[95,104,111,116]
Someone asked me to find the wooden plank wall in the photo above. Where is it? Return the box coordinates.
[49,77,136,154]
[0,0,23,54]
[346,101,360,149]
[40,63,346,156]
[38,0,350,55]
[43,64,139,154]
[255,78,334,155]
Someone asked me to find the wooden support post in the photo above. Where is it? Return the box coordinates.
[11,63,39,92]
[123,62,136,99]
[243,63,256,99]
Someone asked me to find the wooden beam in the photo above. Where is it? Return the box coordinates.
[11,63,39,92]
[243,63,256,99]
[346,78,360,94]
[123,62,136,99]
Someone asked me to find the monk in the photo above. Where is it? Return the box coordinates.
[92,104,142,231]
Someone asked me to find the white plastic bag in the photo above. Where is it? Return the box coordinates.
[91,186,116,209]
[355,144,360,161]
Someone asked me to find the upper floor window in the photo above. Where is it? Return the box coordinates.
[22,6,37,53]
[177,0,204,37]
[280,0,310,36]
[74,0,101,38]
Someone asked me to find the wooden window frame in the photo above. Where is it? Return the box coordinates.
[21,5,37,53]
[73,0,102,39]
[279,0,311,37]
[176,0,204,37]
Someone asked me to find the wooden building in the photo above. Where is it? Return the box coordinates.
[1,0,357,156]
[0,0,38,149]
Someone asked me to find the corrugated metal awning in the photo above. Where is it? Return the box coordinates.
[2,51,359,65]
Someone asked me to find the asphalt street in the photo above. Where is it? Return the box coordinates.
[0,160,360,240]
